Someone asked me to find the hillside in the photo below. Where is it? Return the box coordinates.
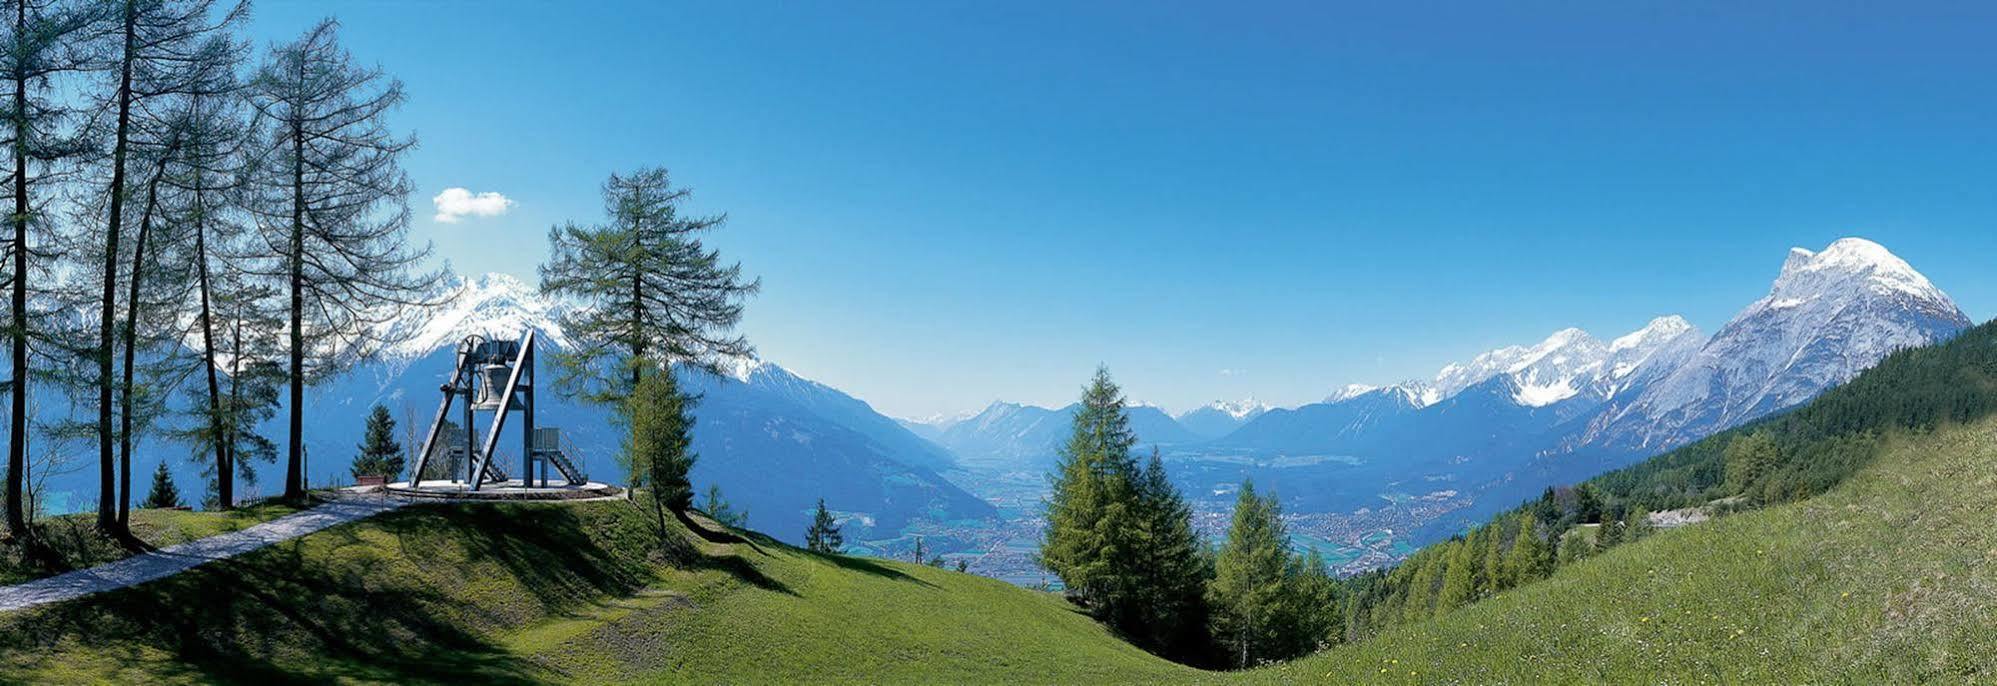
[1239,415,1997,683]
[0,496,1193,685]
[4,417,1995,682]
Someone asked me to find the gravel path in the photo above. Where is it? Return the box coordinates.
[0,496,408,614]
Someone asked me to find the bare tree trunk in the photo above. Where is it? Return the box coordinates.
[283,112,303,502]
[96,0,136,535]
[5,0,29,537]
[192,161,227,509]
[116,159,168,525]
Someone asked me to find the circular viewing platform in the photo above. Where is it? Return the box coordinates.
[379,479,624,502]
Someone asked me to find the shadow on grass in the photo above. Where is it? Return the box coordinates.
[0,497,873,682]
[812,552,939,589]
[0,535,544,684]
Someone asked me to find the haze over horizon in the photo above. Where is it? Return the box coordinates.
[238,3,1997,418]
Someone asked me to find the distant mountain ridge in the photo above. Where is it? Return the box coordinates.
[1211,237,1969,489]
[1175,399,1271,439]
[914,238,1968,494]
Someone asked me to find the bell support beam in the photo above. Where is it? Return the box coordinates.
[409,344,471,485]
[468,330,535,490]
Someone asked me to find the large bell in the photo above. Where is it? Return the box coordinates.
[473,363,513,410]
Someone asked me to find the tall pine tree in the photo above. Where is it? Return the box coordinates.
[1040,367,1142,612]
[539,167,759,405]
[349,404,402,480]
[245,19,441,502]
[625,362,695,542]
[1130,448,1212,661]
[1207,480,1293,668]
[2,0,97,539]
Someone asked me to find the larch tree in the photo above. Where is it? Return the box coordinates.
[1130,448,1212,661]
[160,80,252,507]
[81,0,245,531]
[243,19,440,502]
[115,7,246,526]
[1040,367,1142,612]
[625,365,694,546]
[538,167,759,405]
[1435,536,1477,614]
[1207,480,1292,668]
[0,0,97,538]
[805,497,843,554]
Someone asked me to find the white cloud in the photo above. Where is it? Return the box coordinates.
[432,187,515,223]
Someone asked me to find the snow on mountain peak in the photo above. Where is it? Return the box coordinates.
[1325,384,1378,403]
[1610,315,1694,352]
[721,355,765,382]
[1588,237,1969,451]
[378,272,570,363]
[1432,327,1605,400]
[1184,397,1270,420]
[1428,316,1708,409]
[1770,237,1948,306]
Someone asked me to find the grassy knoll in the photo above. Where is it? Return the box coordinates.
[0,495,1194,684]
[0,500,303,586]
[1236,417,1997,684]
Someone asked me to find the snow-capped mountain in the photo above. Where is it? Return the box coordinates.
[1219,317,1702,451]
[312,273,990,543]
[1176,398,1272,438]
[1580,238,1972,451]
[1425,317,1706,410]
[371,273,570,370]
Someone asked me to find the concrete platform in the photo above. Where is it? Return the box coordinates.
[377,479,625,502]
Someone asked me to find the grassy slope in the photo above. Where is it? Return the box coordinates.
[6,420,1995,683]
[0,496,1194,685]
[0,501,301,585]
[1236,417,1997,684]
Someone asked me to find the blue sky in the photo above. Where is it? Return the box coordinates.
[245,2,1997,418]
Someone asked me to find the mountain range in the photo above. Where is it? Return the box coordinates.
[907,238,1972,541]
[26,237,1973,562]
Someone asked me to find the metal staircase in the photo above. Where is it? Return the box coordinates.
[532,428,588,486]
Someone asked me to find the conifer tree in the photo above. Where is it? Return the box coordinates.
[701,483,747,528]
[1288,549,1340,653]
[161,79,255,509]
[1503,514,1545,587]
[349,404,402,480]
[805,497,843,554]
[1724,431,1780,499]
[1599,517,1625,548]
[1478,523,1506,596]
[141,460,178,509]
[1041,369,1211,662]
[1557,528,1591,564]
[2,0,97,539]
[1040,369,1143,613]
[1130,448,1212,660]
[1625,506,1655,542]
[539,167,759,404]
[1207,480,1293,668]
[244,19,441,503]
[1436,538,1477,614]
[625,364,695,538]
